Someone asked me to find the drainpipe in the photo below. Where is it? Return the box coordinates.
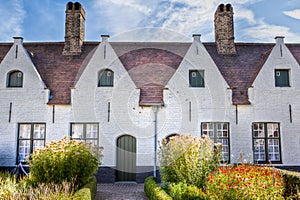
[152,106,159,177]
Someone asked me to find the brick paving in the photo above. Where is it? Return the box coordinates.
[96,183,148,200]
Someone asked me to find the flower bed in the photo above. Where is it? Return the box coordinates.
[207,164,284,199]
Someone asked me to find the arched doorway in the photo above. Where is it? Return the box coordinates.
[116,135,136,182]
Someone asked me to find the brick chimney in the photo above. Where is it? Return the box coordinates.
[214,3,236,55]
[63,2,85,55]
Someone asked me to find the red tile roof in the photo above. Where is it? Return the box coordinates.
[205,43,274,104]
[1,41,300,105]
[24,42,98,104]
[111,43,190,106]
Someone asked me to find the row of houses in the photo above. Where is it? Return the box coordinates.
[1,2,300,182]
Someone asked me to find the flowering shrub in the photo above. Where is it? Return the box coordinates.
[159,134,221,189]
[207,164,284,199]
[28,137,103,187]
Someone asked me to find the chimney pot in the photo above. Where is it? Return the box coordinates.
[13,37,23,45]
[275,36,285,44]
[101,35,110,42]
[192,34,201,42]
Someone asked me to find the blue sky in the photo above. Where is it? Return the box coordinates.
[1,0,300,43]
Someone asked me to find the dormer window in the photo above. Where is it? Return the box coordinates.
[189,70,204,87]
[7,70,23,88]
[98,69,114,87]
[275,69,290,87]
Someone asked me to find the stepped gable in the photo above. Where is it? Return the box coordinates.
[24,42,98,104]
[205,42,274,105]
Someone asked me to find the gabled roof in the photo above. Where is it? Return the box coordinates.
[111,42,190,106]
[24,42,98,104]
[205,43,274,104]
[0,43,11,62]
[287,44,300,65]
[1,41,300,105]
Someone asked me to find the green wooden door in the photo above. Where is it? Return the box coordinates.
[116,135,136,182]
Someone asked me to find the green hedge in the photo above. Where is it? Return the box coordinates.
[81,176,97,200]
[277,169,300,199]
[73,188,91,200]
[144,176,172,200]
[73,176,97,200]
[168,182,210,200]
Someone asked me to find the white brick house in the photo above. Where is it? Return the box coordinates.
[1,2,300,182]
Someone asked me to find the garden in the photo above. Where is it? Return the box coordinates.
[145,134,300,200]
[0,137,103,200]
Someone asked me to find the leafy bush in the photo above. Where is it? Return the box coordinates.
[277,169,300,199]
[207,164,284,200]
[159,134,220,189]
[28,137,103,187]
[144,176,172,200]
[168,182,209,200]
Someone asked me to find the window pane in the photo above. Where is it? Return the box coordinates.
[189,70,204,87]
[275,69,290,87]
[202,122,230,162]
[71,124,84,139]
[217,123,228,137]
[8,71,23,87]
[254,139,265,161]
[86,124,98,139]
[217,138,229,161]
[99,69,114,87]
[19,124,31,139]
[267,123,279,138]
[268,139,280,161]
[18,140,30,161]
[86,139,98,146]
[202,123,214,138]
[33,124,45,139]
[253,123,264,137]
[33,140,45,151]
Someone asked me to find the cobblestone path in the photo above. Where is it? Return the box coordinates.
[96,183,148,200]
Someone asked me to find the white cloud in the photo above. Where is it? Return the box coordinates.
[89,0,300,43]
[0,0,25,41]
[109,0,151,14]
[283,9,300,20]
[241,20,300,42]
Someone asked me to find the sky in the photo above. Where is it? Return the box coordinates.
[1,0,300,43]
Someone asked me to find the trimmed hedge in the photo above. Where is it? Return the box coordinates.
[168,182,210,200]
[73,188,91,200]
[144,176,172,200]
[277,169,300,199]
[73,176,97,200]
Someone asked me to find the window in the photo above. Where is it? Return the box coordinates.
[7,70,23,87]
[17,123,45,162]
[252,123,281,163]
[201,122,230,162]
[71,123,99,145]
[98,69,114,87]
[189,70,204,87]
[275,69,290,87]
